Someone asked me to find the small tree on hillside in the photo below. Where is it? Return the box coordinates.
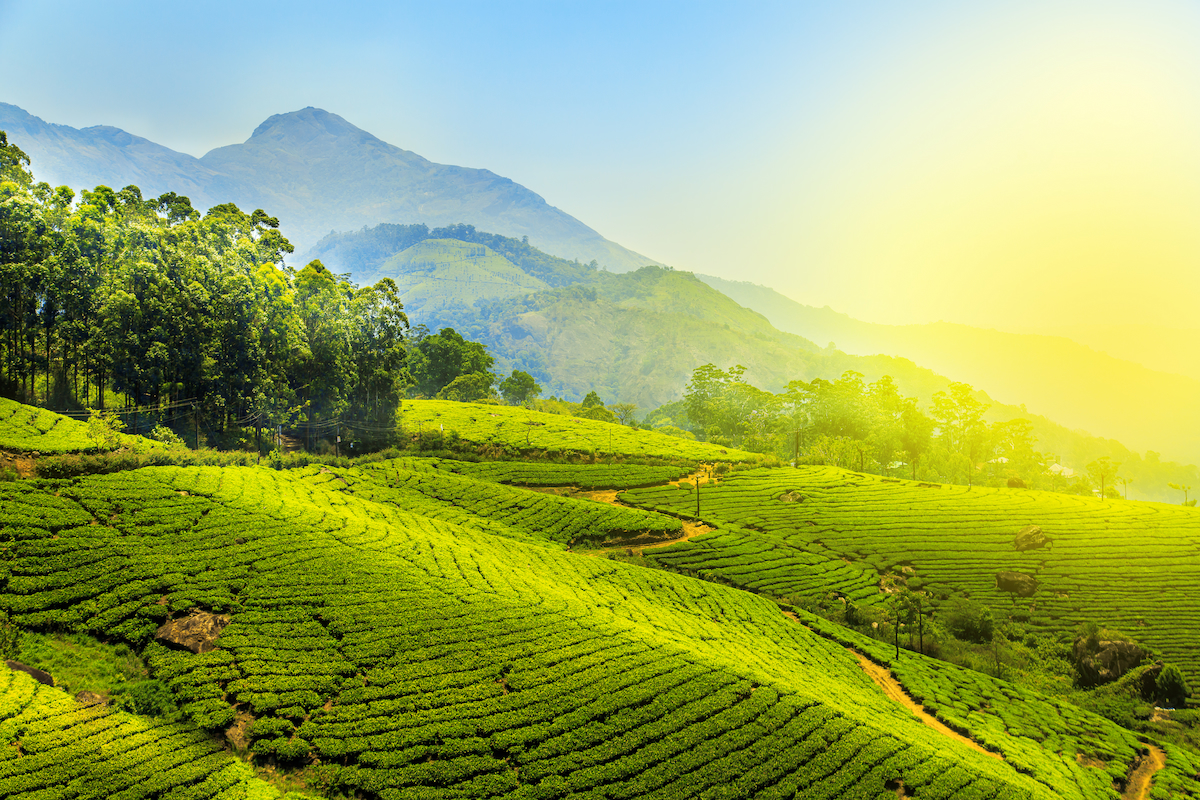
[499,370,541,406]
[1087,457,1120,500]
[610,403,638,426]
[1157,664,1190,707]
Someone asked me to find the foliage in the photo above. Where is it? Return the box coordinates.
[0,612,20,660]
[499,368,540,405]
[410,326,494,397]
[87,407,125,449]
[436,370,496,402]
[0,155,417,448]
[115,679,180,720]
[1158,664,1191,708]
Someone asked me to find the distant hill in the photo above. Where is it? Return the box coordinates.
[299,224,1192,495]
[699,274,1200,467]
[369,238,550,322]
[0,102,660,270]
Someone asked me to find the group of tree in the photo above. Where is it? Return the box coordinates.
[0,130,502,451]
[673,363,1200,497]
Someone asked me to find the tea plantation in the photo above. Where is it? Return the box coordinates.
[0,397,99,453]
[0,663,308,798]
[0,458,1130,799]
[401,399,761,462]
[623,466,1200,687]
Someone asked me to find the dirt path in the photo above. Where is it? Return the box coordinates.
[574,487,714,555]
[778,609,999,761]
[1123,746,1166,800]
[852,653,1001,760]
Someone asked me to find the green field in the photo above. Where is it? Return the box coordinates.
[622,466,1200,685]
[0,397,102,453]
[0,664,309,799]
[0,457,1149,799]
[402,399,762,462]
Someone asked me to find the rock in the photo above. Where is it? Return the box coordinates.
[995,571,1039,597]
[1074,638,1147,688]
[155,609,229,654]
[779,491,804,503]
[75,690,106,705]
[1014,525,1051,551]
[5,660,53,686]
[1007,477,1026,488]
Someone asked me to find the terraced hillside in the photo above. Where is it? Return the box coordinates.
[0,664,309,798]
[401,399,761,462]
[623,466,1200,684]
[0,397,100,453]
[0,457,1154,799]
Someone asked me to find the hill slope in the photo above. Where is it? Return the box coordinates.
[700,274,1200,466]
[0,102,659,269]
[626,464,1200,687]
[0,459,1136,799]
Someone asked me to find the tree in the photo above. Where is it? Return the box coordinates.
[609,402,638,426]
[931,382,990,486]
[499,369,540,405]
[581,390,604,409]
[1168,482,1193,506]
[437,371,495,402]
[1156,664,1190,707]
[409,327,494,397]
[1087,457,1120,500]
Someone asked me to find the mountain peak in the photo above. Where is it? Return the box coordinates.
[247,107,378,145]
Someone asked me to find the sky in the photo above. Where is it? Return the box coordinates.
[2,0,1200,331]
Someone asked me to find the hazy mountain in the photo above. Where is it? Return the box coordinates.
[0,103,660,270]
[699,274,1200,466]
[0,102,220,206]
[1013,323,1200,383]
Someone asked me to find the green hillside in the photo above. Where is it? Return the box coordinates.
[365,238,550,319]
[623,465,1200,686]
[699,274,1200,467]
[0,664,308,798]
[0,397,152,454]
[401,399,762,462]
[1,458,1164,799]
[305,222,602,288]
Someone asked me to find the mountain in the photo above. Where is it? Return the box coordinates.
[0,103,659,270]
[699,274,1200,467]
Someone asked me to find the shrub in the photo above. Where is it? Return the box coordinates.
[1156,664,1190,707]
[116,679,180,719]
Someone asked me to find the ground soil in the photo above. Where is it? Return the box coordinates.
[1122,746,1166,800]
[1,450,36,478]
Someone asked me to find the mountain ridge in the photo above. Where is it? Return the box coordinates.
[0,102,660,270]
[699,273,1200,466]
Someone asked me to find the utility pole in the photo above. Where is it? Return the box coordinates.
[695,472,701,517]
[335,423,340,458]
[793,430,800,467]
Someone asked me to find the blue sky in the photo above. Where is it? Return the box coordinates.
[3,0,1200,331]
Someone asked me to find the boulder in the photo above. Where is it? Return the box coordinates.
[75,690,105,705]
[1014,525,1051,551]
[779,491,804,503]
[1074,638,1147,688]
[995,571,1039,597]
[155,610,229,654]
[5,660,53,686]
